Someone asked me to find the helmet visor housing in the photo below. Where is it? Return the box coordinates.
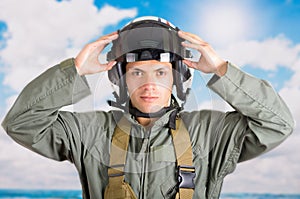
[107,26,192,62]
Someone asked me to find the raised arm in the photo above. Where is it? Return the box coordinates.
[178,30,294,161]
[1,32,118,161]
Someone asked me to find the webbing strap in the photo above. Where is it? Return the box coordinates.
[108,116,194,199]
[108,117,131,183]
[171,118,195,199]
[105,117,138,199]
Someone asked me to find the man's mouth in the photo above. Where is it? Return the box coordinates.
[140,96,159,102]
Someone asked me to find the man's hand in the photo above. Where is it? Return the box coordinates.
[75,32,119,76]
[178,31,227,77]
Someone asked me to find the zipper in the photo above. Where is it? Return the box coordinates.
[138,128,151,199]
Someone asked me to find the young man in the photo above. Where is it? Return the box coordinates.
[2,16,294,199]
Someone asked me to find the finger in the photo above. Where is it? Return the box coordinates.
[87,32,119,55]
[106,31,118,36]
[97,31,117,39]
[181,41,208,56]
[181,41,201,50]
[103,33,119,41]
[95,37,117,46]
[180,31,203,39]
[100,61,116,72]
[178,31,204,45]
[93,33,119,49]
[99,61,116,69]
[107,61,117,68]
[179,30,205,42]
[90,37,115,52]
[97,32,119,41]
[183,59,198,69]
[183,37,217,58]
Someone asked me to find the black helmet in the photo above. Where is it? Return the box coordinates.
[107,16,193,107]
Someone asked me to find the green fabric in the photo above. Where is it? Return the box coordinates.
[2,58,294,199]
[151,145,176,162]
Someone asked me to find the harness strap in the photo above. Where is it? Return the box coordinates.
[105,117,137,199]
[106,116,195,199]
[171,118,195,199]
[108,116,130,177]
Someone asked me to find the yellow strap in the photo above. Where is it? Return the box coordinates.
[171,118,193,164]
[108,116,194,199]
[105,117,138,199]
[108,116,131,182]
[171,118,195,199]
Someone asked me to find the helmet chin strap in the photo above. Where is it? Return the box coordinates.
[129,102,172,118]
[129,94,181,118]
[108,94,181,128]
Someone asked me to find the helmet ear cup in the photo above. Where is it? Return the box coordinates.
[173,60,191,101]
[108,62,120,85]
[108,62,128,103]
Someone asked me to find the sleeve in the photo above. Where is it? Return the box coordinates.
[1,58,91,161]
[207,62,295,162]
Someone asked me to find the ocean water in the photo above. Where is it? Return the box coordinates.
[221,193,300,199]
[0,190,299,199]
[0,190,82,199]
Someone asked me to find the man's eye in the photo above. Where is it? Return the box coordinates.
[132,71,143,76]
[157,70,166,76]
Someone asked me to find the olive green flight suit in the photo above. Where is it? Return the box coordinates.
[2,58,294,199]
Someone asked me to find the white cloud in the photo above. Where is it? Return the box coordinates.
[223,131,300,193]
[196,0,261,48]
[189,5,300,191]
[0,0,137,92]
[0,0,137,189]
[280,87,300,124]
[71,71,116,112]
[219,35,300,71]
[1,0,300,193]
[193,91,300,194]
[217,33,300,129]
[217,33,300,193]
[210,32,300,195]
[0,127,81,189]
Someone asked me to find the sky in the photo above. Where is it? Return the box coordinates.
[0,0,299,194]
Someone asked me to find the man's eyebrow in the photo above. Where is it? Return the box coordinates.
[155,67,169,70]
[154,66,171,72]
[128,67,145,72]
[127,64,171,71]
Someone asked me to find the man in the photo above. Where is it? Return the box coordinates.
[1,16,294,199]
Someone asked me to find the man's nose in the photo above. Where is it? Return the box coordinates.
[141,74,157,90]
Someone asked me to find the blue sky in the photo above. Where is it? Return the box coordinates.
[0,0,300,194]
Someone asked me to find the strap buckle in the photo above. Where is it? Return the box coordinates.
[108,164,125,177]
[178,165,196,189]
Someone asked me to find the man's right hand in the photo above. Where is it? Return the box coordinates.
[74,32,119,76]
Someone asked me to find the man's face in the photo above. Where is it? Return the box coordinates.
[126,60,173,113]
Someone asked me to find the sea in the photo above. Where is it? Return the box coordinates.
[0,189,299,199]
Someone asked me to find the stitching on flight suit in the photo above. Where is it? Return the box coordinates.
[223,74,292,129]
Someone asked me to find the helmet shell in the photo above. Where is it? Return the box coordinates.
[107,16,193,103]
